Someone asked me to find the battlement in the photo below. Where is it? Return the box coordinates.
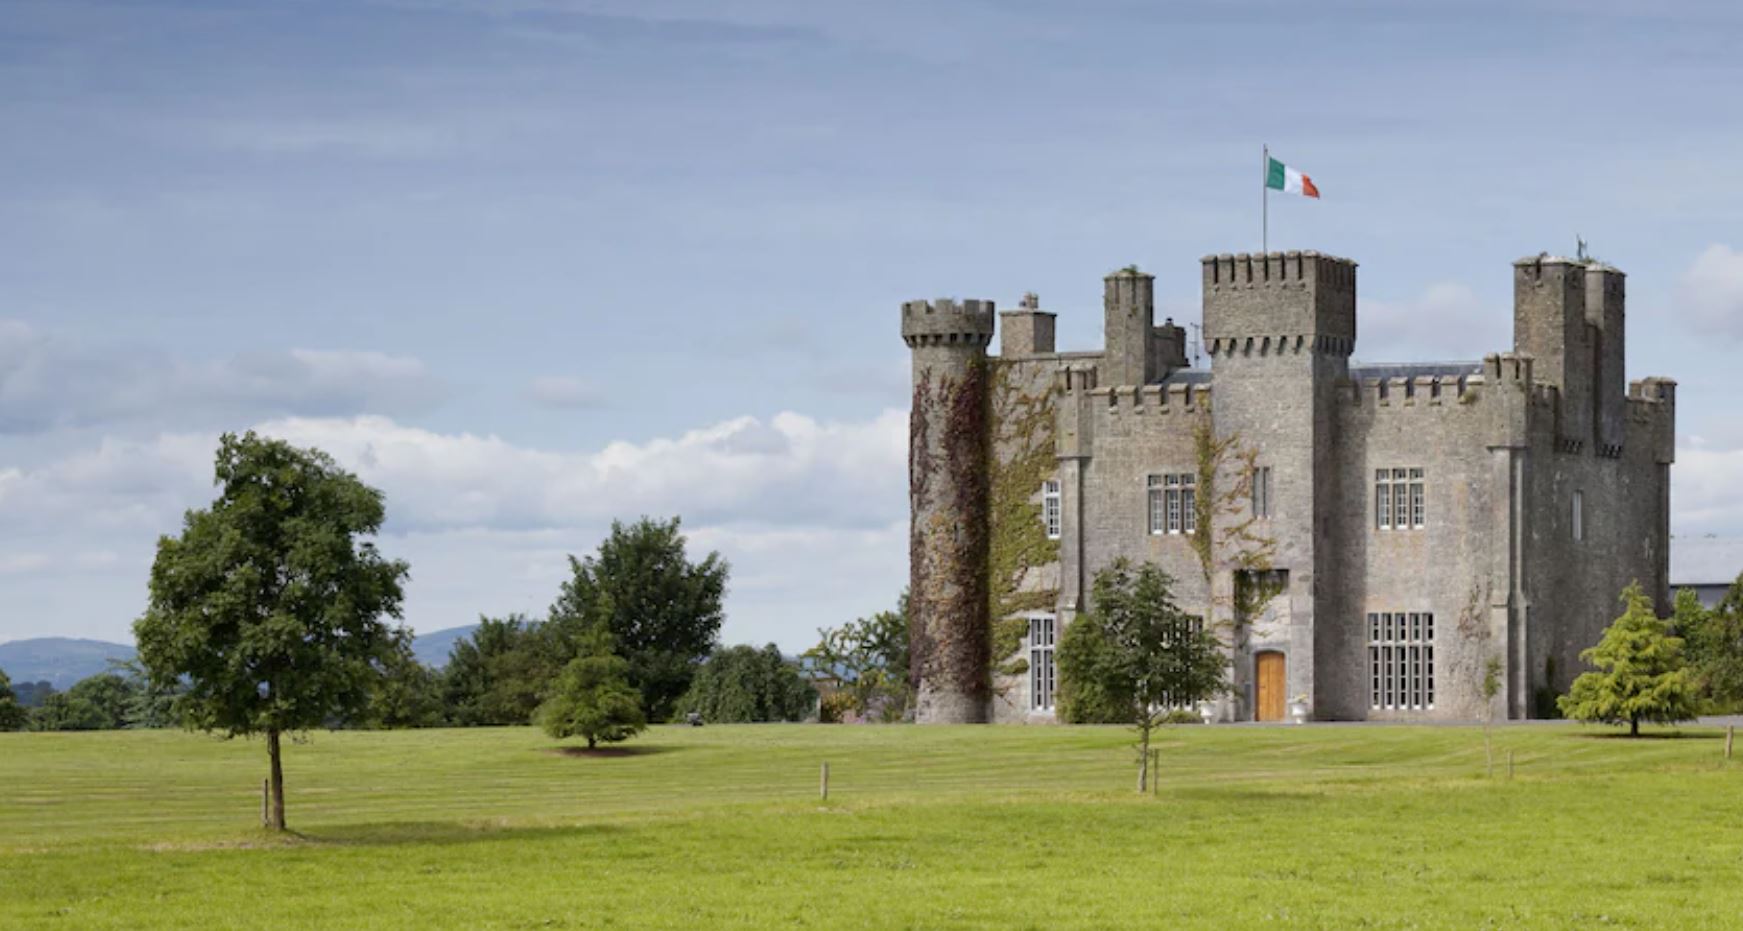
[1202,250,1358,290]
[1352,373,1483,406]
[902,298,996,348]
[1087,383,1211,417]
[1056,364,1099,392]
[1628,376,1676,405]
[1484,351,1535,385]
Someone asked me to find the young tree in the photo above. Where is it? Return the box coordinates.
[803,596,911,722]
[0,669,28,731]
[1680,577,1743,711]
[680,644,817,723]
[135,432,409,830]
[537,628,647,749]
[1056,560,1227,791]
[548,517,729,722]
[1480,657,1503,776]
[1559,582,1699,737]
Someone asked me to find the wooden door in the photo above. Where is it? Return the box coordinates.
[1256,652,1286,722]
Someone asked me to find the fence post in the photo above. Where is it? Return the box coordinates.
[1726,726,1735,762]
[820,761,829,801]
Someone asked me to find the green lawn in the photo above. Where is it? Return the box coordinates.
[1,723,1740,929]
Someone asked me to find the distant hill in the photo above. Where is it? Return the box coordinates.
[411,625,477,668]
[0,638,136,690]
[0,625,477,691]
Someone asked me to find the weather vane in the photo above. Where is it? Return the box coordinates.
[1576,235,1589,262]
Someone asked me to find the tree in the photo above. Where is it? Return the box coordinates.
[0,669,27,731]
[548,517,728,722]
[366,636,446,728]
[29,692,109,731]
[1480,657,1503,776]
[65,673,141,729]
[134,432,409,830]
[1057,561,1227,791]
[440,615,560,726]
[680,644,816,723]
[1680,577,1743,711]
[14,680,55,708]
[1559,582,1700,737]
[803,595,911,722]
[537,627,647,749]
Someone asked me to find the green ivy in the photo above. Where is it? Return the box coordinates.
[986,362,1061,676]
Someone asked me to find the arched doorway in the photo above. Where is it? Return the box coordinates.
[1255,651,1286,722]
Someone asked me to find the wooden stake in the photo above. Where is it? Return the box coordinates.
[1726,725,1734,761]
[820,761,829,801]
[1151,750,1160,796]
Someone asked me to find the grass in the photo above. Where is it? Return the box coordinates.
[1,722,1741,928]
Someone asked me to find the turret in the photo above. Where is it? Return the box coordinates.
[1201,251,1356,359]
[999,292,1056,357]
[1585,264,1626,452]
[901,298,995,724]
[1513,256,1594,450]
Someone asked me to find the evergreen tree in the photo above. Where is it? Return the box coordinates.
[1559,582,1699,736]
[537,627,647,749]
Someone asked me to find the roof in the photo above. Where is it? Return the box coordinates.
[1349,361,1484,380]
[1672,537,1743,586]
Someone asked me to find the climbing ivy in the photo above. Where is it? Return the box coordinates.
[986,361,1061,677]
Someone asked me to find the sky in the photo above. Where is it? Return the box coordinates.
[4,0,1743,651]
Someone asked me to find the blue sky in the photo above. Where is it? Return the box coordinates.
[4,0,1743,649]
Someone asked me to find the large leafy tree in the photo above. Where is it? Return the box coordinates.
[548,517,728,722]
[1679,575,1743,711]
[1057,560,1227,791]
[1559,582,1699,736]
[803,595,911,722]
[135,432,409,830]
[537,627,647,749]
[680,644,816,723]
[29,692,109,731]
[0,669,27,731]
[366,636,446,729]
[64,673,141,729]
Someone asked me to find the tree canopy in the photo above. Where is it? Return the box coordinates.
[804,595,910,722]
[1559,582,1699,736]
[548,517,728,722]
[1678,576,1743,711]
[0,670,26,731]
[440,615,559,726]
[134,432,409,829]
[537,627,647,749]
[680,644,816,723]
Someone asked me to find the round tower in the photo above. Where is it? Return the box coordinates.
[901,297,995,724]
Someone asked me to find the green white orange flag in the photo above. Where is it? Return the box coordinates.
[1266,156,1319,198]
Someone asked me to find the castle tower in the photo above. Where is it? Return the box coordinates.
[1513,256,1595,449]
[1103,268,1156,385]
[1201,251,1357,718]
[901,298,995,723]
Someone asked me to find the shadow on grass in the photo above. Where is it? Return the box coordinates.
[1570,729,1722,740]
[293,820,627,848]
[546,744,678,758]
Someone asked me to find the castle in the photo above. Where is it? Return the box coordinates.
[901,251,1676,723]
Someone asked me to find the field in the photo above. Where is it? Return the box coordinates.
[2,723,1741,929]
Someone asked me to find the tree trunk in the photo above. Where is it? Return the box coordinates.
[1137,723,1152,793]
[1484,722,1493,777]
[266,728,286,831]
[587,735,597,750]
[1630,716,1640,738]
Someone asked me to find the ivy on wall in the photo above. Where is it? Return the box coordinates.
[986,361,1061,677]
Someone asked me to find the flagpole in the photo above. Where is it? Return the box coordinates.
[1261,143,1269,254]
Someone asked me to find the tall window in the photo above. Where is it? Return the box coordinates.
[1029,616,1056,710]
[1368,612,1435,710]
[1042,480,1062,540]
[1252,466,1272,519]
[1572,490,1584,542]
[1148,473,1196,535]
[1375,468,1425,530]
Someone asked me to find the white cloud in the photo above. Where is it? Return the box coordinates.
[1676,244,1743,340]
[0,321,445,434]
[527,375,603,409]
[1356,282,1506,363]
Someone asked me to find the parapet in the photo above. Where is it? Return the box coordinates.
[1201,250,1357,350]
[1626,377,1677,464]
[902,298,996,348]
[999,292,1057,356]
[1086,383,1211,418]
[1202,250,1358,290]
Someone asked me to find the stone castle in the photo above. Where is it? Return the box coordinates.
[901,250,1676,723]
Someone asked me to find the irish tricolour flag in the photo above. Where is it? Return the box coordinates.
[1266,156,1319,198]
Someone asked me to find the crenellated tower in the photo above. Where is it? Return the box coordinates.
[901,298,995,724]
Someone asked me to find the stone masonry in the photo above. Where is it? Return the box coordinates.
[901,250,1675,723]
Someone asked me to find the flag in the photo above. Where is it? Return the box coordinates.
[1265,157,1319,198]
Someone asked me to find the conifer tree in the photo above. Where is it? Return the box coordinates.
[537,627,647,750]
[1559,582,1699,737]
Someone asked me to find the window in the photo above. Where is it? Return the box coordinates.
[1042,480,1062,540]
[1029,616,1056,710]
[1572,491,1584,542]
[1159,616,1208,708]
[1252,466,1272,519]
[1148,473,1196,535]
[1375,468,1425,530]
[1368,612,1435,710]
